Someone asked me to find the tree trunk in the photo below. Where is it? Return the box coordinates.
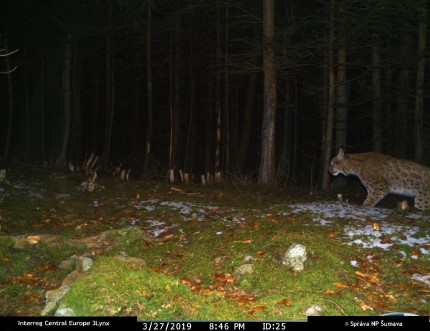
[184,26,194,173]
[144,1,153,173]
[235,73,257,172]
[171,28,182,171]
[372,33,382,153]
[205,70,214,173]
[258,0,277,184]
[71,41,82,161]
[40,50,46,161]
[414,8,426,162]
[223,5,230,174]
[394,34,411,158]
[24,56,30,158]
[321,0,335,190]
[335,38,347,149]
[214,4,222,180]
[58,33,73,166]
[3,38,14,161]
[103,0,115,166]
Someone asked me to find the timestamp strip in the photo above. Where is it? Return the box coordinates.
[138,321,309,331]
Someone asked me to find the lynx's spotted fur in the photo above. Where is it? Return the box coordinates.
[329,148,430,210]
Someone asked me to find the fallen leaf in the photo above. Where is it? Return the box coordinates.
[38,264,57,272]
[324,289,335,295]
[252,222,262,229]
[381,237,392,244]
[355,298,373,311]
[334,282,349,288]
[170,187,186,194]
[23,293,40,303]
[385,294,397,303]
[215,273,236,284]
[26,236,42,245]
[244,306,266,315]
[327,232,337,239]
[355,271,380,284]
[411,250,421,257]
[358,300,373,311]
[256,251,266,256]
[373,223,380,231]
[276,298,291,306]
[180,278,194,286]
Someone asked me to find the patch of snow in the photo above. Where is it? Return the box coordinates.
[134,198,159,210]
[223,216,245,224]
[350,260,359,267]
[56,193,71,199]
[411,274,430,287]
[144,219,166,237]
[152,228,165,237]
[343,222,430,252]
[93,200,99,208]
[145,219,165,227]
[319,219,333,226]
[286,202,393,221]
[286,202,430,254]
[129,218,139,225]
[160,201,193,214]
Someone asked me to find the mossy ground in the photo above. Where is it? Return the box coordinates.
[0,167,429,318]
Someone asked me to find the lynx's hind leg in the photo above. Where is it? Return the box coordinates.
[414,191,430,211]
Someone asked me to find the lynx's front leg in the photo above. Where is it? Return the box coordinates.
[362,187,388,207]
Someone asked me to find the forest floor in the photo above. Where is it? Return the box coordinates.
[0,167,429,319]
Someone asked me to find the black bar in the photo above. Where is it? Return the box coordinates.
[1,316,428,331]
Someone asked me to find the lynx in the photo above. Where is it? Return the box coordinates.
[328,148,430,210]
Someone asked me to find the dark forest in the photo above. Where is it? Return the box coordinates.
[1,0,429,187]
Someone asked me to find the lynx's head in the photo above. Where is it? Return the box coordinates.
[328,148,350,176]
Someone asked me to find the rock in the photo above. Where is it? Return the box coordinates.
[41,286,71,316]
[45,285,71,303]
[233,264,255,275]
[41,302,58,316]
[59,255,77,269]
[76,256,93,272]
[243,255,255,262]
[55,306,75,316]
[41,255,92,316]
[214,255,229,267]
[304,304,325,316]
[61,270,81,287]
[282,243,307,272]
